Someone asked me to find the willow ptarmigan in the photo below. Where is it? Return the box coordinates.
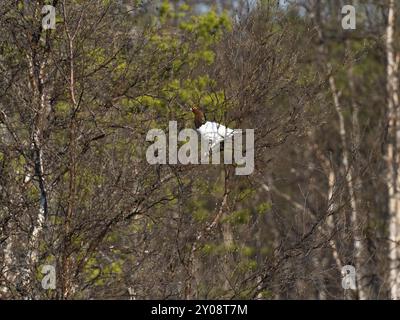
[191,106,235,152]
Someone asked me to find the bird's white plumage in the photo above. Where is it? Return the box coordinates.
[197,121,235,150]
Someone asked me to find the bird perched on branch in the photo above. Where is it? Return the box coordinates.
[191,106,235,151]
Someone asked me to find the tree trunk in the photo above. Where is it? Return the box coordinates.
[312,1,371,298]
[386,0,400,300]
[23,48,50,298]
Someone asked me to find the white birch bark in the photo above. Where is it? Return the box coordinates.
[327,71,368,299]
[386,0,400,300]
[312,2,368,297]
[22,39,50,297]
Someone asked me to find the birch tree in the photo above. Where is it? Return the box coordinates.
[386,0,400,300]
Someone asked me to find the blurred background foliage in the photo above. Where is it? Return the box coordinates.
[0,0,399,300]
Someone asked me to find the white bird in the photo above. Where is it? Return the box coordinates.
[191,107,235,151]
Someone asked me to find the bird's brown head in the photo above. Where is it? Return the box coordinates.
[191,106,205,128]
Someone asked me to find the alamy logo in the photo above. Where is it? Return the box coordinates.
[42,5,56,30]
[341,5,356,30]
[341,265,356,290]
[41,265,56,290]
[146,121,254,175]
